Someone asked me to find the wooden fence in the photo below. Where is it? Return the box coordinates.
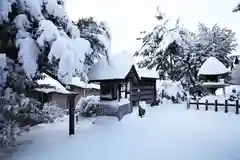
[187,98,239,114]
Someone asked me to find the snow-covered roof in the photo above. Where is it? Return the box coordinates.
[70,77,100,90]
[88,51,135,81]
[136,67,159,79]
[36,73,72,94]
[198,57,229,76]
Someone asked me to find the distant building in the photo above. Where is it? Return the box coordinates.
[27,73,75,109]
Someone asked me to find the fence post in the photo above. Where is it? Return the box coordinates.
[215,100,218,112]
[236,100,239,115]
[187,98,190,109]
[224,100,228,113]
[196,98,199,110]
[205,100,208,111]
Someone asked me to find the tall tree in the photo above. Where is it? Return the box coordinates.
[195,23,237,68]
[0,0,111,146]
[76,17,111,69]
[134,9,181,78]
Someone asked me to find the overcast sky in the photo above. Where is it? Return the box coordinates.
[66,0,240,54]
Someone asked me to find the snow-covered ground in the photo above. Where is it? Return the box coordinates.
[8,104,240,160]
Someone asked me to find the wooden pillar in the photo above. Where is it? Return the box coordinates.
[153,80,157,105]
[68,94,76,135]
[116,84,121,102]
[118,84,121,101]
[125,83,128,98]
[130,81,133,111]
[223,87,226,97]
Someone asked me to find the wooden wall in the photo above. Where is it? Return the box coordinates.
[132,79,156,105]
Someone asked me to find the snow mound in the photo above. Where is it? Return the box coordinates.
[198,57,229,76]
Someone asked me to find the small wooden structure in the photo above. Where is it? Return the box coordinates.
[132,77,157,106]
[89,65,140,106]
[198,57,229,95]
[87,52,143,120]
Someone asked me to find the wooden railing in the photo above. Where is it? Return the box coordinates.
[187,98,239,114]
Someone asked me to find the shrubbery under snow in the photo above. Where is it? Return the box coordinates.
[157,80,187,104]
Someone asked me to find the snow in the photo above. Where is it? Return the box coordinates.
[88,51,134,81]
[227,52,240,57]
[199,95,229,103]
[36,73,71,94]
[201,82,228,88]
[9,104,240,160]
[70,77,100,90]
[198,56,229,76]
[230,65,240,85]
[16,37,40,78]
[13,14,30,31]
[89,98,130,108]
[0,0,8,23]
[136,67,159,79]
[19,0,44,21]
[47,36,91,84]
[157,80,185,97]
[36,20,60,48]
[43,0,66,20]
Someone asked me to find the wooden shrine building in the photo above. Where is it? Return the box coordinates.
[88,51,159,107]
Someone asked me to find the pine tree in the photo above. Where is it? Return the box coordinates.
[134,9,181,78]
[0,0,111,146]
[195,23,237,68]
[76,17,111,67]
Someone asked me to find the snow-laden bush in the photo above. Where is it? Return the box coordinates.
[157,80,187,104]
[42,101,68,120]
[75,95,100,117]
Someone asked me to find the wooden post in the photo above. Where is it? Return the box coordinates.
[236,100,239,115]
[205,100,208,111]
[215,100,218,112]
[117,84,120,102]
[223,87,226,96]
[224,100,228,113]
[129,81,133,112]
[125,83,128,98]
[153,80,157,105]
[196,98,199,110]
[187,98,190,109]
[68,94,76,135]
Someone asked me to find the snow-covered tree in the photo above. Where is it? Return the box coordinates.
[134,9,181,78]
[233,3,240,12]
[0,0,111,147]
[76,17,111,67]
[0,0,111,85]
[194,23,237,68]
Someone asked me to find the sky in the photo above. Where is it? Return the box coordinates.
[65,0,240,54]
